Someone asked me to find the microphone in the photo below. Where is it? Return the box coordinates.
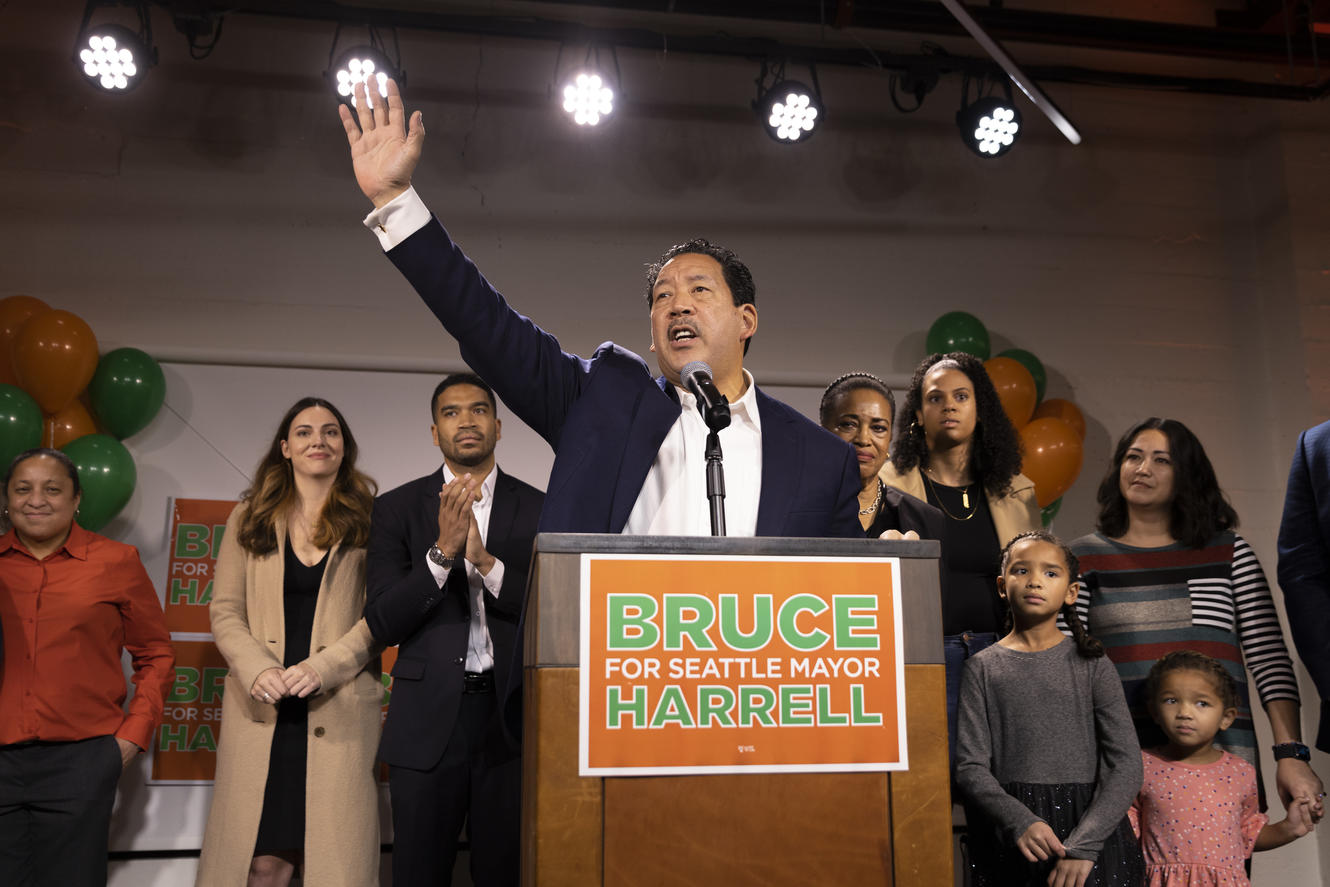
[681,361,731,431]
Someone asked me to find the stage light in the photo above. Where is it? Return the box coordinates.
[760,82,821,143]
[562,70,614,126]
[330,46,399,110]
[957,95,1022,158]
[753,62,823,145]
[74,2,155,94]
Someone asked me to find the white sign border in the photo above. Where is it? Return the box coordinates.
[577,552,909,777]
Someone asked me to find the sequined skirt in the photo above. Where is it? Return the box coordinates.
[967,781,1145,887]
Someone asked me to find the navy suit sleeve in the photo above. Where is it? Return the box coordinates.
[364,491,456,647]
[832,447,864,538]
[1277,430,1330,707]
[387,218,591,449]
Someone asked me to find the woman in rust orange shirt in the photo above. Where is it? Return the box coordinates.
[0,446,175,886]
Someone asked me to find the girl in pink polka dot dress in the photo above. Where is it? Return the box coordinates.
[1130,651,1317,886]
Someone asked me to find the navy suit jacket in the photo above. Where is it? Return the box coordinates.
[1277,422,1330,752]
[386,217,862,538]
[365,466,544,770]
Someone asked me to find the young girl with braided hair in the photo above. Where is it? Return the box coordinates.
[956,531,1145,887]
[1130,651,1316,886]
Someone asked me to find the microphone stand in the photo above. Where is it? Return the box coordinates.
[704,426,727,537]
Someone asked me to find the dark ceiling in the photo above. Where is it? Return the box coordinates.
[164,1,1330,99]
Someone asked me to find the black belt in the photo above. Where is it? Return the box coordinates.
[463,671,495,694]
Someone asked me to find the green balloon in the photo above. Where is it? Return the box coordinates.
[88,347,166,439]
[998,348,1047,403]
[926,311,990,359]
[1041,497,1063,528]
[62,434,136,532]
[0,384,43,471]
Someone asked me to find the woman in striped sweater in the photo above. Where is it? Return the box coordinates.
[1068,418,1323,817]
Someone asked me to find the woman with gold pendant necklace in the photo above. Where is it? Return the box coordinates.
[880,352,1040,769]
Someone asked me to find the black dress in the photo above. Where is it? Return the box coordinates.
[253,539,326,855]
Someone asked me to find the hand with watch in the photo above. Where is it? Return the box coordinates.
[430,473,477,573]
[1272,741,1325,823]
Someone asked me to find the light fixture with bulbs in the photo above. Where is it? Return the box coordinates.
[753,61,823,144]
[74,2,155,93]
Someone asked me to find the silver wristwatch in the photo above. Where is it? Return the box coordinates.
[427,544,455,572]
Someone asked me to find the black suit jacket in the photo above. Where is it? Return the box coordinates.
[365,466,544,771]
[1277,422,1330,752]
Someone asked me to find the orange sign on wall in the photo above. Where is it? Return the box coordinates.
[579,554,907,776]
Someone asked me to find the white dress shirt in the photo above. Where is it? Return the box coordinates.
[623,374,763,537]
[423,464,505,673]
[367,188,765,537]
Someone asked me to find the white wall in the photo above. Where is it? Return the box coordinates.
[6,0,1330,883]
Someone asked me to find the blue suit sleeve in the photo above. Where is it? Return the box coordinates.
[386,217,590,448]
[1277,430,1330,706]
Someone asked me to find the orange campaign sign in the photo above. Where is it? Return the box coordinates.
[162,498,235,635]
[579,554,907,776]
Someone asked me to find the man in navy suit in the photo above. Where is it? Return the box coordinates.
[1278,420,1330,757]
[338,79,860,540]
[366,373,544,887]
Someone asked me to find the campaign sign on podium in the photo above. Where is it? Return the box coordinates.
[578,554,906,776]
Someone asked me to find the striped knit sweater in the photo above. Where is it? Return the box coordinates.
[1067,531,1299,765]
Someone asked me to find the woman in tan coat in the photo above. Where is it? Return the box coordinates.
[197,397,382,887]
[880,352,1039,766]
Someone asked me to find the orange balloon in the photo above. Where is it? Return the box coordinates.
[0,295,51,386]
[1020,418,1084,507]
[984,356,1037,428]
[43,399,99,449]
[12,310,99,414]
[1032,398,1086,441]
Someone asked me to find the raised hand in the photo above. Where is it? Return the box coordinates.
[337,78,425,209]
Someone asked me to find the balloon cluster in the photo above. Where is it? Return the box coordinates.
[925,311,1086,527]
[0,296,165,531]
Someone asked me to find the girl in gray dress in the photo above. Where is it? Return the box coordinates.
[956,531,1145,887]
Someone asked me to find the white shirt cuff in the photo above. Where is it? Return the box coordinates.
[362,185,431,251]
[480,558,505,598]
[425,551,450,587]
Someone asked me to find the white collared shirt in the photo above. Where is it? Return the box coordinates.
[623,372,763,537]
[423,464,505,672]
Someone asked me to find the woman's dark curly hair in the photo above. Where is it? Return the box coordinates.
[1145,649,1238,713]
[890,352,1023,498]
[1095,417,1237,549]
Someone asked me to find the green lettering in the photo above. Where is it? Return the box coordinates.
[158,724,188,752]
[718,594,772,651]
[780,684,815,726]
[186,724,217,752]
[778,594,829,651]
[173,523,211,558]
[167,667,199,703]
[850,684,883,726]
[606,685,648,729]
[663,594,716,651]
[738,686,778,727]
[200,667,228,704]
[696,686,736,727]
[650,685,695,728]
[833,595,879,649]
[816,684,849,725]
[168,577,199,606]
[607,594,659,650]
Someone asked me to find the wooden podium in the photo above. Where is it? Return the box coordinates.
[520,534,951,886]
